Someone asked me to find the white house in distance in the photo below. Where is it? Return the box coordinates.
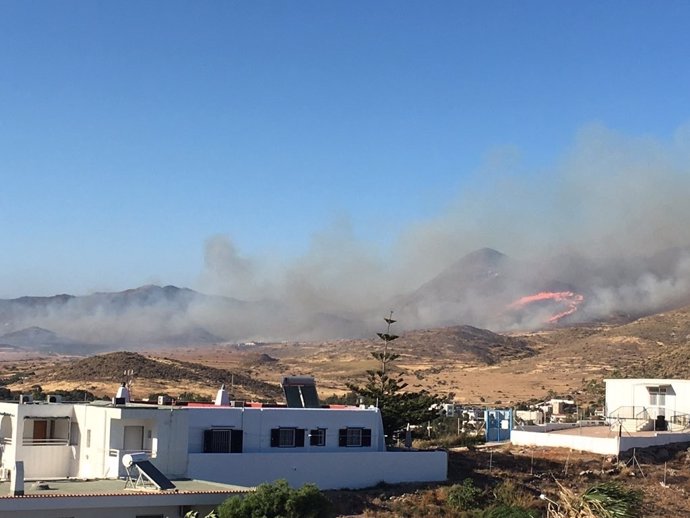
[606,378,690,432]
[511,378,690,455]
[0,380,447,517]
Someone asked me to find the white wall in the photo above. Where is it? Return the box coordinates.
[187,450,448,489]
[510,430,620,455]
[20,445,72,479]
[185,406,386,454]
[74,405,118,479]
[619,432,690,452]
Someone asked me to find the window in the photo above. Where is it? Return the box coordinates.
[649,387,667,406]
[69,423,80,446]
[279,428,295,447]
[203,429,243,453]
[338,427,372,447]
[86,429,91,448]
[309,428,326,446]
[270,428,305,448]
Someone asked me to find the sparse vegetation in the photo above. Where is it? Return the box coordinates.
[549,480,643,518]
[217,479,333,518]
[447,478,483,511]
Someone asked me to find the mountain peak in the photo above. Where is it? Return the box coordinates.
[460,247,507,265]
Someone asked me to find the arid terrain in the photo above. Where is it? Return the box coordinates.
[2,304,690,408]
[327,442,690,517]
[1,305,690,516]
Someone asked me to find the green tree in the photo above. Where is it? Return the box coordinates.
[347,313,441,444]
[217,479,333,518]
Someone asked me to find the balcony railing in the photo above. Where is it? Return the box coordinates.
[608,406,690,432]
[108,448,155,458]
[22,438,69,446]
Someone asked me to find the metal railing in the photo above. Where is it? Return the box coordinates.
[21,438,69,446]
[607,406,690,432]
[108,448,155,458]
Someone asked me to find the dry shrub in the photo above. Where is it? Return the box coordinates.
[492,480,537,510]
[550,480,642,518]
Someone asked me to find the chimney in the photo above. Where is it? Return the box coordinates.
[10,461,24,496]
[115,382,130,404]
[214,384,229,406]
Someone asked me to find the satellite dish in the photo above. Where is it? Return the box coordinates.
[122,452,148,468]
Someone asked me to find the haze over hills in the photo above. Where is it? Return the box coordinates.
[0,327,105,356]
[9,303,690,405]
[1,246,690,353]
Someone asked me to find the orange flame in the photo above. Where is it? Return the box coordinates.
[509,291,584,323]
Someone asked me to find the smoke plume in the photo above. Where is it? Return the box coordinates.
[3,123,690,345]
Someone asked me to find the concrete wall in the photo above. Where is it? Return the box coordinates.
[511,429,690,456]
[20,445,72,478]
[187,450,448,489]
[74,405,118,479]
[186,406,386,454]
[510,430,620,455]
[619,432,690,452]
[74,406,191,479]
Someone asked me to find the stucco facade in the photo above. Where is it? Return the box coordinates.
[0,398,447,490]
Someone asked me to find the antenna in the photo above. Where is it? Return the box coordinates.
[124,369,134,397]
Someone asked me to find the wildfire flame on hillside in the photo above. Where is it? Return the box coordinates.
[509,291,585,323]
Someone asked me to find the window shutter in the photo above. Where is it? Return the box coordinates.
[310,429,324,446]
[362,428,372,447]
[295,429,305,447]
[338,428,347,447]
[270,428,280,448]
[203,430,213,453]
[230,429,244,453]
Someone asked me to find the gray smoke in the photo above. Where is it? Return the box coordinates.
[4,123,690,346]
[196,123,690,335]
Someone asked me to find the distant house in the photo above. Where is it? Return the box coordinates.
[511,378,690,455]
[0,383,447,517]
[606,378,690,432]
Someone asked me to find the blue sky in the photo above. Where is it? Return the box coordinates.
[1,1,690,298]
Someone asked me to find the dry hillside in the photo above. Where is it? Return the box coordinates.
[3,304,690,405]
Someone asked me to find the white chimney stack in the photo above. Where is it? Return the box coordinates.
[214,384,229,406]
[11,461,24,496]
[116,382,131,403]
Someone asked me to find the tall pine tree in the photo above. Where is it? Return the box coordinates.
[347,312,440,444]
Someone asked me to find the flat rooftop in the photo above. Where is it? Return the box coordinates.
[0,478,252,498]
[549,425,683,438]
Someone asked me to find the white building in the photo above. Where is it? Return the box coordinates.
[606,378,690,432]
[511,378,690,455]
[0,388,447,516]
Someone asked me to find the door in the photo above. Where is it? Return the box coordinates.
[123,425,144,451]
[33,420,48,441]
